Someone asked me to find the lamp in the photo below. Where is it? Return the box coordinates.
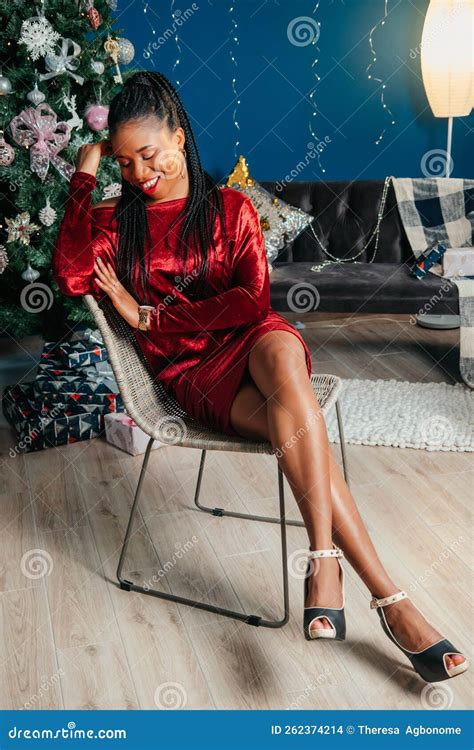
[416,0,473,331]
[420,0,473,176]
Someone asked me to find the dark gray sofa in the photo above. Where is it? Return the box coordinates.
[260,180,459,315]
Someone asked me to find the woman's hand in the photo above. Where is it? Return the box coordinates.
[93,257,143,329]
[75,139,113,178]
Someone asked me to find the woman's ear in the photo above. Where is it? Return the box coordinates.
[174,126,186,151]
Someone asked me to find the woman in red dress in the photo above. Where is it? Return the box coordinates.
[52,71,467,683]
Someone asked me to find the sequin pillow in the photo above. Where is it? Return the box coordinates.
[225,156,314,271]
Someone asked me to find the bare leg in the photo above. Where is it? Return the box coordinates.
[229,330,465,667]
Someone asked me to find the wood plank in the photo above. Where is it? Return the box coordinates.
[0,587,63,709]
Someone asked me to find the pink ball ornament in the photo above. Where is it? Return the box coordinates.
[84,103,109,132]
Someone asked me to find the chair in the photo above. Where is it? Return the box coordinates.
[84,294,349,629]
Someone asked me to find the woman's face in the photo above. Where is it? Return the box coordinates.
[109,116,187,201]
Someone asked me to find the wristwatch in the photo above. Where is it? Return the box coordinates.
[137,305,154,331]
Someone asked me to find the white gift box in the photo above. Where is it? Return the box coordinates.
[104,412,163,456]
[442,247,474,278]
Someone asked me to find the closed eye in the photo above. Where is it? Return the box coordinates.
[118,154,155,167]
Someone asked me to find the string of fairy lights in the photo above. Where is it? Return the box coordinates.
[170,0,182,88]
[307,1,325,174]
[229,1,241,160]
[138,1,396,164]
[366,0,396,145]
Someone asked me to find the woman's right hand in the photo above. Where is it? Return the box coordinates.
[75,140,113,177]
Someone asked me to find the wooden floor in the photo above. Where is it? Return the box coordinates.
[0,314,472,710]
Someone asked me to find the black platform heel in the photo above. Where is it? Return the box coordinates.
[303,545,346,641]
[370,590,469,682]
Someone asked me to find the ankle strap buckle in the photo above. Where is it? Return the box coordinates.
[370,590,408,609]
[308,546,344,560]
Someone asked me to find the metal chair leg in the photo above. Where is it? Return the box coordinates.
[116,438,290,628]
[335,399,350,487]
[194,449,305,527]
[194,402,350,524]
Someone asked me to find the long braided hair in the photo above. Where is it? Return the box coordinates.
[107,70,228,304]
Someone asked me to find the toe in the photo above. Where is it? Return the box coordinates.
[310,618,326,630]
[451,654,466,666]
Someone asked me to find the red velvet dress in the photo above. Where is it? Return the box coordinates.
[52,170,312,437]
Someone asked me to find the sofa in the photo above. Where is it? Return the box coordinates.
[260,179,459,315]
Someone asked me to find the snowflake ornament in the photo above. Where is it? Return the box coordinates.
[69,131,94,151]
[102,183,122,200]
[19,16,60,61]
[6,212,40,246]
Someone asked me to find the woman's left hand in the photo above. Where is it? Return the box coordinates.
[93,257,140,328]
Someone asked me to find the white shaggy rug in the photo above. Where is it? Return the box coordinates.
[325,379,473,452]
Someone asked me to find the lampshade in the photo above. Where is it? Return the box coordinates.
[420,0,473,117]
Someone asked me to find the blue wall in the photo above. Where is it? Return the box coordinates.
[116,0,473,183]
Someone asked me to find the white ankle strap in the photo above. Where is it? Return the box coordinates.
[370,590,408,609]
[308,546,344,559]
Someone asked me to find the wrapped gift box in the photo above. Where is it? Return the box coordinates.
[442,247,474,278]
[2,383,103,453]
[412,242,447,279]
[39,390,124,410]
[57,327,108,369]
[104,412,163,456]
[34,349,120,402]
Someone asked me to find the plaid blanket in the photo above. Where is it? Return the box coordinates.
[393,177,474,388]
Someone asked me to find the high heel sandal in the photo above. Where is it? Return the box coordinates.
[303,545,346,641]
[370,590,469,682]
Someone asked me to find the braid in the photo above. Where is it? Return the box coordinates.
[107,70,228,304]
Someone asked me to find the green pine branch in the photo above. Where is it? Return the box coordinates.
[0,0,129,339]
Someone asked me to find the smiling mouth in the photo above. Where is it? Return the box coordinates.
[138,176,161,191]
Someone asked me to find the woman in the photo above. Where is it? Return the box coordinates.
[52,70,468,684]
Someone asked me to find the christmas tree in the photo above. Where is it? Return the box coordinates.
[0,0,135,339]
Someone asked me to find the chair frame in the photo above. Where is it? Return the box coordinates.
[84,294,349,629]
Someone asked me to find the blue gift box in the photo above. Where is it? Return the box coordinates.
[2,383,103,453]
[57,327,108,369]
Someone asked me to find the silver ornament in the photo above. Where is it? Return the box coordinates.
[26,82,46,105]
[91,60,105,75]
[0,72,12,95]
[0,132,15,166]
[117,38,135,65]
[21,263,40,283]
[39,197,57,226]
[0,244,9,275]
